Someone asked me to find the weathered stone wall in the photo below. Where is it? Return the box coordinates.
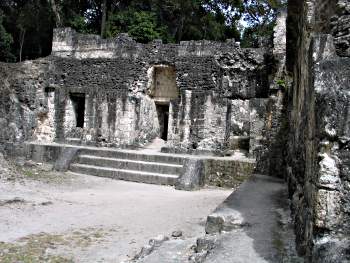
[1,28,277,157]
[0,60,53,147]
[265,9,289,177]
[286,0,350,261]
[204,158,255,188]
[150,65,178,103]
[313,47,350,261]
[331,0,350,56]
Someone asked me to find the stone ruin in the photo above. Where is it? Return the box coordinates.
[0,27,276,159]
[0,21,284,184]
[286,0,350,261]
[0,0,350,261]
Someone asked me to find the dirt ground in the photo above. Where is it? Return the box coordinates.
[0,161,232,263]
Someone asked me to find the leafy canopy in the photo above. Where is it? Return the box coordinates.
[105,10,172,43]
[0,0,285,61]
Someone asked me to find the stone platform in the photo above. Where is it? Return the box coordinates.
[5,142,256,189]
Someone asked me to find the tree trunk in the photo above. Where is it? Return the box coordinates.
[176,16,185,42]
[49,0,61,27]
[101,0,107,38]
[19,29,26,62]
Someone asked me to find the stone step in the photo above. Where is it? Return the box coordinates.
[80,148,184,165]
[70,163,179,185]
[77,155,183,175]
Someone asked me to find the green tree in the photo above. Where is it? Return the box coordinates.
[240,22,275,47]
[58,0,99,34]
[106,10,172,43]
[240,0,286,47]
[106,0,243,43]
[0,0,285,61]
[0,0,55,61]
[128,11,163,42]
[66,15,91,33]
[0,11,15,62]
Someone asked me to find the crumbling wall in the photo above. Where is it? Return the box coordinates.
[331,0,350,56]
[286,0,350,261]
[265,9,289,177]
[49,52,162,146]
[0,27,277,158]
[0,60,53,147]
[48,28,273,154]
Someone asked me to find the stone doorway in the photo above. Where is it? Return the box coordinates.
[69,93,85,128]
[147,65,178,142]
[156,104,169,141]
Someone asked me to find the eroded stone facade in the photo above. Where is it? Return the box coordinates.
[286,0,350,261]
[0,28,282,163]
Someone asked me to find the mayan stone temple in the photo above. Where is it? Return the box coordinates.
[0,0,349,262]
[1,26,274,186]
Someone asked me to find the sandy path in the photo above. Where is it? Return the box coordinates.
[0,171,231,262]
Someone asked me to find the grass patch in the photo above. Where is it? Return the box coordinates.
[22,169,37,178]
[0,228,110,263]
[0,238,73,263]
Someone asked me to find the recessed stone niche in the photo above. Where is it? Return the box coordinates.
[147,65,179,104]
[147,65,179,141]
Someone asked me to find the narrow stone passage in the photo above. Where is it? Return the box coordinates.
[135,175,302,263]
[203,175,302,262]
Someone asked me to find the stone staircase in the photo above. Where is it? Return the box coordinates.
[69,148,185,185]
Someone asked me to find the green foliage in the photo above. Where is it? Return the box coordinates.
[199,13,226,40]
[241,22,275,48]
[66,15,91,34]
[128,11,165,43]
[0,0,286,61]
[106,10,173,43]
[199,13,240,41]
[0,0,55,61]
[0,12,15,62]
[276,79,286,89]
[242,0,285,26]
[105,0,243,43]
[240,0,286,47]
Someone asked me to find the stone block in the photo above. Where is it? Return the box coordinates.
[315,189,341,230]
[175,158,205,191]
[54,147,80,172]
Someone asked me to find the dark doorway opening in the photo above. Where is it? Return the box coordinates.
[70,93,85,128]
[156,104,169,141]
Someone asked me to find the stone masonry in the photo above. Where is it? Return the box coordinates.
[0,27,282,167]
[286,0,350,261]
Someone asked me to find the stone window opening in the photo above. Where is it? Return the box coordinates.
[69,93,85,128]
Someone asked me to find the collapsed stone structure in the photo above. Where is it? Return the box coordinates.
[0,1,349,261]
